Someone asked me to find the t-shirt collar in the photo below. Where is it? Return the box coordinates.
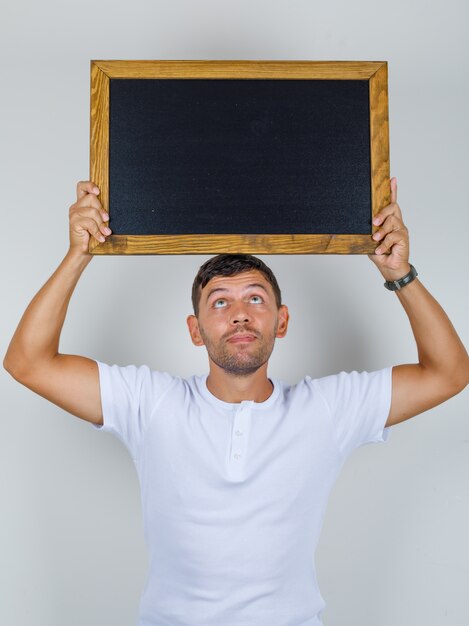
[199,373,280,410]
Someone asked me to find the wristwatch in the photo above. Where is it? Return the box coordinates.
[384,264,418,291]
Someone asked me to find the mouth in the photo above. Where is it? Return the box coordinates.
[227,334,257,343]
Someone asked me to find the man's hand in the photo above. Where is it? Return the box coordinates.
[368,177,411,281]
[69,181,112,254]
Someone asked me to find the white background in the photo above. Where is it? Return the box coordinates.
[1,1,468,624]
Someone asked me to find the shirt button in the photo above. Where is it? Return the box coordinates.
[235,430,243,436]
[234,453,242,460]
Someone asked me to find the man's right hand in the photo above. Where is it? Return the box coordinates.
[69,181,112,254]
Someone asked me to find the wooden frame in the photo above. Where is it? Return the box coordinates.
[90,60,389,255]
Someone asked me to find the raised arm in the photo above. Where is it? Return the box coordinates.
[3,181,112,425]
[369,178,469,427]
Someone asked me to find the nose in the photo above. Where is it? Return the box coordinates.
[230,301,251,324]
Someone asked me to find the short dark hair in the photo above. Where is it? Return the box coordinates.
[191,254,282,317]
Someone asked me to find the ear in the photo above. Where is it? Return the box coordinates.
[276,305,290,339]
[186,314,205,346]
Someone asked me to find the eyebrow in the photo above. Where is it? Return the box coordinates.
[205,283,270,303]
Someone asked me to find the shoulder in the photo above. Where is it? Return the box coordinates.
[95,360,185,398]
[305,367,392,389]
[298,367,393,407]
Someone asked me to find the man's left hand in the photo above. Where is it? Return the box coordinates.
[368,177,411,281]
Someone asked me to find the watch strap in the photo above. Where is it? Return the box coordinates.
[384,264,418,291]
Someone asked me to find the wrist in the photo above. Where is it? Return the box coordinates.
[65,247,93,271]
[383,263,418,291]
[380,262,412,283]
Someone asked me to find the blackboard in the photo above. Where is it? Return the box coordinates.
[90,61,390,254]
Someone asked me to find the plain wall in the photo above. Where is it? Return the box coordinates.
[1,1,468,624]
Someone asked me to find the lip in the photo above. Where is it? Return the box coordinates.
[227,334,256,343]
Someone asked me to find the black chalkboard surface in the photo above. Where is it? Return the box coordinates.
[90,61,390,254]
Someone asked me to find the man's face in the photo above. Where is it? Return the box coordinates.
[186,270,289,376]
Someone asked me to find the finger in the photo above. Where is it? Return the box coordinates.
[372,201,402,227]
[76,180,100,201]
[71,215,106,243]
[70,200,111,239]
[73,192,105,216]
[75,206,111,233]
[372,215,404,241]
[374,229,408,255]
[390,177,397,205]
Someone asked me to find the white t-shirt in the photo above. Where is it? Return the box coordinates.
[91,361,393,626]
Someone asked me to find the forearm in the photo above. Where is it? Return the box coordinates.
[4,250,92,377]
[396,277,469,387]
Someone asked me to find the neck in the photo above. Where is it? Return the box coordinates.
[206,362,273,403]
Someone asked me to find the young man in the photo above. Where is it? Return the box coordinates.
[4,179,469,626]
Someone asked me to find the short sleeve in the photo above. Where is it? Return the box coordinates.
[312,366,393,458]
[91,360,176,461]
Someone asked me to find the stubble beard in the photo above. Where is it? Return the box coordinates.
[198,322,278,377]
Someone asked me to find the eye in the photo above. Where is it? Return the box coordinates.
[213,299,227,308]
[250,295,264,303]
